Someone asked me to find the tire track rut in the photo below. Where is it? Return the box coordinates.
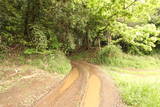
[34,61,124,107]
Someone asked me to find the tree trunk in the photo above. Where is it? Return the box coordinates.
[106,32,112,45]
[24,0,41,42]
[24,0,31,41]
[82,32,90,50]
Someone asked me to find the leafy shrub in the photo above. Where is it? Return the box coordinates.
[61,33,76,55]
[30,25,48,50]
[27,51,71,74]
[97,45,122,64]
[23,48,37,55]
[110,22,160,54]
[43,52,71,74]
[47,30,61,50]
[0,47,6,60]
[99,45,122,57]
[24,48,56,55]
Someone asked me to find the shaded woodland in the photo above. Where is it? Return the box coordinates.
[0,0,160,55]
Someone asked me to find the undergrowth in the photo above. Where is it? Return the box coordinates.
[0,51,71,74]
[100,54,160,69]
[96,45,160,69]
[27,52,71,74]
[70,46,160,70]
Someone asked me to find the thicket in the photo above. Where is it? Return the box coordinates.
[0,0,160,55]
[97,45,122,64]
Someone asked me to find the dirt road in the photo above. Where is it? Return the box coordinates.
[0,66,63,107]
[34,61,124,107]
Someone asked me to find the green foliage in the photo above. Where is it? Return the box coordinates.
[71,48,160,69]
[1,0,160,55]
[24,48,37,55]
[151,8,160,27]
[0,0,24,46]
[0,51,71,74]
[30,25,48,50]
[117,55,160,69]
[99,45,122,58]
[97,45,122,64]
[97,49,160,69]
[47,31,61,50]
[24,48,58,55]
[110,22,160,54]
[27,51,71,74]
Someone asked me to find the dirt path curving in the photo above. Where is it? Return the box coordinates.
[34,61,124,107]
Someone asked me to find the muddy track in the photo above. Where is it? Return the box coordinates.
[34,61,124,107]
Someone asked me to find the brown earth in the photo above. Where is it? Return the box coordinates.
[34,61,124,107]
[0,66,63,107]
[0,62,124,107]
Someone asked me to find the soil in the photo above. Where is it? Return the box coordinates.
[0,62,124,107]
[34,61,124,107]
[0,65,63,107]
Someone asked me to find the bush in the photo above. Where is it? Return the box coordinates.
[30,25,48,50]
[97,45,122,64]
[27,51,71,74]
[110,22,160,55]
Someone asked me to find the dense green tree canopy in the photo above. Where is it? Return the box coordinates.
[0,0,160,54]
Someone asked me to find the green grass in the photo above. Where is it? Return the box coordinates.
[71,49,160,106]
[99,53,160,70]
[27,52,71,74]
[107,71,160,107]
[0,51,71,74]
[106,66,160,75]
[70,49,160,70]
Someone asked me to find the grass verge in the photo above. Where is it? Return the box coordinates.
[107,70,160,107]
[71,49,160,106]
[98,53,160,70]
[70,49,160,70]
[0,51,71,74]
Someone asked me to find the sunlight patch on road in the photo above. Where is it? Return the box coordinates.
[59,68,79,94]
[83,75,101,107]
